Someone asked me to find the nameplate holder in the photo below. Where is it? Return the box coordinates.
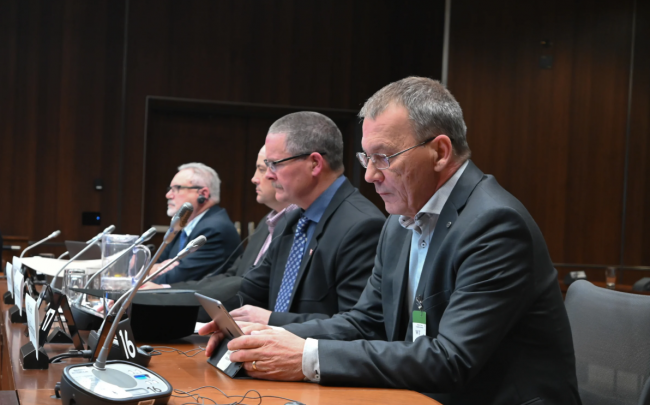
[208,336,243,378]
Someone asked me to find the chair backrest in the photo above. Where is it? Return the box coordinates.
[565,280,650,405]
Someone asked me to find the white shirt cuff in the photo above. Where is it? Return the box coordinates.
[302,338,320,382]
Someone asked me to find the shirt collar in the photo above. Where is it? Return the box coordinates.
[266,204,299,230]
[399,160,469,230]
[184,209,208,236]
[303,175,346,224]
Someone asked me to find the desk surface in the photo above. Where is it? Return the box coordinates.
[0,282,438,405]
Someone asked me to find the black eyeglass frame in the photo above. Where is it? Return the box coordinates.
[356,137,436,170]
[264,152,327,173]
[166,185,203,194]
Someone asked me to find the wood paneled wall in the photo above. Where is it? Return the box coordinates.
[448,0,648,267]
[0,0,646,270]
[0,1,126,250]
[0,0,444,254]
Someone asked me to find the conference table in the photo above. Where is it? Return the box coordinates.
[0,281,438,404]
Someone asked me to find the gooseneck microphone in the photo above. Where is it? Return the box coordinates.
[80,227,157,293]
[58,234,205,405]
[58,231,119,261]
[93,205,193,370]
[145,202,193,270]
[20,230,61,258]
[51,225,116,288]
[103,235,207,322]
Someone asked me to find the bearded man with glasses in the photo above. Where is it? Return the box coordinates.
[201,78,579,404]
[151,162,242,284]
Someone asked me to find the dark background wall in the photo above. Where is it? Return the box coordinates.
[0,0,647,270]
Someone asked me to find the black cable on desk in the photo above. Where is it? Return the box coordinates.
[49,350,92,363]
[171,385,305,405]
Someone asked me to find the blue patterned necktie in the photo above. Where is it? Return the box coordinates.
[274,215,310,312]
[178,231,188,253]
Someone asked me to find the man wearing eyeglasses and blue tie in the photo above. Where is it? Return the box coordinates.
[152,163,242,284]
[221,111,386,327]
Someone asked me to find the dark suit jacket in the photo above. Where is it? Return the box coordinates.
[154,205,242,285]
[285,161,581,404]
[170,213,279,322]
[232,178,386,327]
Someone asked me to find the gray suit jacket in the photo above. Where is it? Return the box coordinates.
[286,161,581,404]
[232,178,386,326]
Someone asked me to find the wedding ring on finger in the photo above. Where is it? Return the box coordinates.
[252,360,258,371]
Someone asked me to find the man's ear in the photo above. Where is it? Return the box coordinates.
[310,153,326,176]
[431,135,454,171]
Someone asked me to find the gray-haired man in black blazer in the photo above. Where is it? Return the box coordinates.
[200,78,580,404]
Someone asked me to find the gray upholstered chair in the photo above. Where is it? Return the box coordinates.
[565,280,650,405]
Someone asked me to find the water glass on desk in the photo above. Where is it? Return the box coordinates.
[64,269,87,300]
[605,267,617,289]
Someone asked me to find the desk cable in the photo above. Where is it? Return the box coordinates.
[149,345,205,357]
[171,385,305,405]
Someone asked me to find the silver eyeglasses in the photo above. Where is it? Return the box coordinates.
[166,185,202,194]
[356,137,435,169]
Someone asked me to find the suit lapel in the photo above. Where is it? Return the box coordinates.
[239,213,271,271]
[388,232,412,341]
[286,179,355,309]
[414,161,486,301]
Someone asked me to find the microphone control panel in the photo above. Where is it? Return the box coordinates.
[60,361,171,404]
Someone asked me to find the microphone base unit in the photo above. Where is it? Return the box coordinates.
[9,305,27,323]
[60,361,172,405]
[3,291,14,304]
[20,341,50,370]
[88,329,153,368]
[47,327,74,344]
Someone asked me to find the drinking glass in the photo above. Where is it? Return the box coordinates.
[605,267,616,289]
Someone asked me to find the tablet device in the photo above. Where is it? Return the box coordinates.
[195,293,244,377]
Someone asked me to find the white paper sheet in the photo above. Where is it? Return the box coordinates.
[5,262,13,298]
[14,270,24,316]
[25,294,39,359]
[20,257,102,276]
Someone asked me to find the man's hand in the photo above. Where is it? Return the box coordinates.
[151,259,179,278]
[200,321,272,357]
[198,321,225,358]
[230,305,272,325]
[139,281,169,290]
[228,329,306,381]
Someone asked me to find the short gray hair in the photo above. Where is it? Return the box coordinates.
[268,111,344,172]
[177,162,221,204]
[359,77,470,159]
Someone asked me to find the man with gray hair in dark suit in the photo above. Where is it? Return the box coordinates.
[201,77,580,404]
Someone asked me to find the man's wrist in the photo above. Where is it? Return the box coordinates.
[302,338,320,382]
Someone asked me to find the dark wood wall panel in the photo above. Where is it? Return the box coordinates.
[0,0,125,255]
[1,0,644,271]
[623,0,650,265]
[120,0,444,235]
[448,0,635,265]
[142,99,367,234]
[0,0,444,246]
